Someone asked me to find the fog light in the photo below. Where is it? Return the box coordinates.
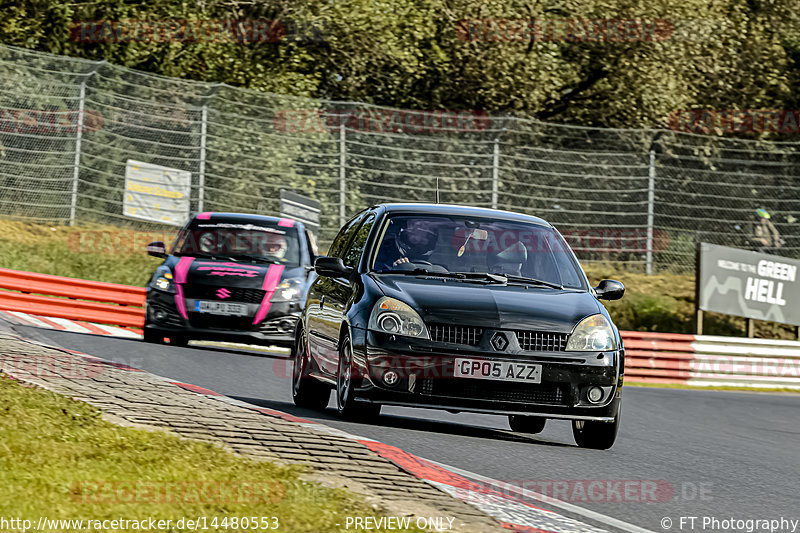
[383,370,399,386]
[587,386,604,404]
[154,309,168,321]
[279,319,293,332]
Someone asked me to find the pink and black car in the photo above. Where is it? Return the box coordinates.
[143,212,317,348]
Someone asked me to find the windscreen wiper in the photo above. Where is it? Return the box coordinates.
[491,274,564,290]
[383,268,466,279]
[229,254,271,263]
[377,269,496,282]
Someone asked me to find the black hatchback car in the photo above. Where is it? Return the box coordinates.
[144,212,316,348]
[293,204,626,449]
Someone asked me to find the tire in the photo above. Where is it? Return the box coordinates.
[291,329,330,410]
[572,404,621,450]
[508,415,547,434]
[168,334,189,347]
[335,333,381,420]
[142,328,165,344]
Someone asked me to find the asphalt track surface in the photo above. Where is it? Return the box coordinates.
[15,325,800,533]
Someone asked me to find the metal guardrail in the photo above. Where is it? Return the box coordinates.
[1,268,798,388]
[623,331,800,389]
[0,268,145,328]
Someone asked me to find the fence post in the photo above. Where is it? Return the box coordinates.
[197,104,208,213]
[646,148,656,274]
[339,123,346,226]
[69,79,88,226]
[491,137,500,210]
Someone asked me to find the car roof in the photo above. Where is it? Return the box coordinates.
[375,203,552,227]
[190,212,303,228]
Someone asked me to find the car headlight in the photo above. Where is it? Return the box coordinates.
[368,297,429,339]
[566,314,617,351]
[271,279,302,302]
[150,267,175,293]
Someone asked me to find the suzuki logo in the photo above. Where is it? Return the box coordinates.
[216,288,231,299]
[491,332,508,351]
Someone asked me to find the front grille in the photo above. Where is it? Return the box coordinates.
[429,325,483,346]
[515,331,568,352]
[419,378,567,405]
[188,314,254,331]
[183,285,265,304]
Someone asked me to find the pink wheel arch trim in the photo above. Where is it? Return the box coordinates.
[253,264,285,325]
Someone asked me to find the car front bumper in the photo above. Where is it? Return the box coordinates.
[350,329,623,421]
[145,288,301,347]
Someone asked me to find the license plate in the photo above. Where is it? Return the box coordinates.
[454,358,542,383]
[194,300,248,316]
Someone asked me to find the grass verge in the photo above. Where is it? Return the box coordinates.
[0,375,420,532]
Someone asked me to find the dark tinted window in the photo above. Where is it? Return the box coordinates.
[342,213,376,268]
[327,211,366,258]
[173,220,300,266]
[371,214,586,289]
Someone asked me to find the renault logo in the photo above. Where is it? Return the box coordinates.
[491,332,508,351]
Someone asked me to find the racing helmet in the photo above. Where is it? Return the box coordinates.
[398,219,438,257]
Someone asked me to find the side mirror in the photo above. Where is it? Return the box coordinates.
[314,256,353,278]
[594,279,625,300]
[146,241,167,258]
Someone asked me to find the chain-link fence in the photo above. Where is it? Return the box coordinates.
[1,43,799,273]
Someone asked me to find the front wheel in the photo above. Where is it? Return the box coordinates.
[292,330,330,410]
[572,404,620,450]
[336,333,380,420]
[142,327,165,344]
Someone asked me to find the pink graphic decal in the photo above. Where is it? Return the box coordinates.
[197,262,261,270]
[175,285,188,319]
[173,256,195,319]
[196,212,212,220]
[216,288,231,299]
[253,264,285,325]
[200,268,259,278]
[174,256,194,284]
[277,218,295,227]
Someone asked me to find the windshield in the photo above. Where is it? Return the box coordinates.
[371,214,586,290]
[172,221,300,266]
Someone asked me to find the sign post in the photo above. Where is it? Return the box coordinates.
[697,243,800,336]
[279,190,321,237]
[123,160,191,226]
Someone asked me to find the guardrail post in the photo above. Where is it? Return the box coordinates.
[69,79,88,226]
[197,104,208,213]
[645,148,656,274]
[339,123,346,226]
[491,138,500,210]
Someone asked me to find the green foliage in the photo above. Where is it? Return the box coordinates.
[1,0,799,128]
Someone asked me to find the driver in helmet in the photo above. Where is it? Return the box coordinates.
[376,218,438,268]
[259,235,288,261]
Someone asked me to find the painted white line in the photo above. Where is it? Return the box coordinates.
[192,340,290,354]
[426,459,657,533]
